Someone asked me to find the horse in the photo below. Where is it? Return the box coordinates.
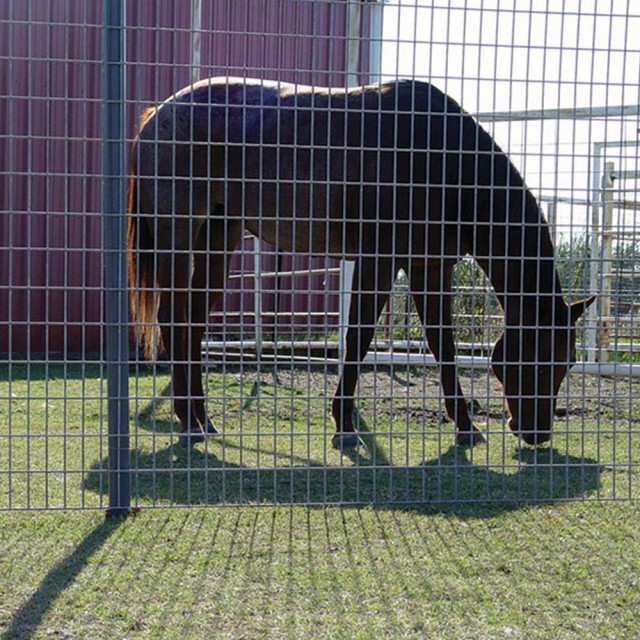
[127,77,595,449]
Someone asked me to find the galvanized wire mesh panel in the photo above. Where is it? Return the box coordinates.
[1,2,109,509]
[1,0,639,510]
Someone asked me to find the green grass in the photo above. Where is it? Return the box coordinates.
[1,361,638,509]
[1,504,640,639]
[1,361,640,638]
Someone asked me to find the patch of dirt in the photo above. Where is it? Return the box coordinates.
[208,363,640,426]
[216,360,637,426]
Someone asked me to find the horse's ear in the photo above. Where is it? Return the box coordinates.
[570,295,596,324]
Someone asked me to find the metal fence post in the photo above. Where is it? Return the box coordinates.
[597,161,616,363]
[338,260,355,365]
[103,0,130,515]
[191,0,202,83]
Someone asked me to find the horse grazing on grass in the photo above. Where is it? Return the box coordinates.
[127,77,594,449]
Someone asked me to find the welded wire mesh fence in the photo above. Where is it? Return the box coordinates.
[1,0,639,510]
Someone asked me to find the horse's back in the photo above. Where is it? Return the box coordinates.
[141,77,460,142]
[133,77,536,260]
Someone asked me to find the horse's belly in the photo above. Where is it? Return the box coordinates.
[245,217,356,258]
[239,179,360,258]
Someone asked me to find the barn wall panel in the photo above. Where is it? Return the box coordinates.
[1,0,367,355]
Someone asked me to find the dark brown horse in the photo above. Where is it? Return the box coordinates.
[127,77,594,449]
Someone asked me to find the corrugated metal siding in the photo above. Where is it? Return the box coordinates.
[200,0,349,85]
[0,1,105,356]
[0,0,373,355]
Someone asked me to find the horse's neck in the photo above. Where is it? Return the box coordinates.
[489,199,563,328]
[500,273,562,328]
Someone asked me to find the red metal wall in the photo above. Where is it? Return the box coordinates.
[0,2,104,356]
[0,0,373,355]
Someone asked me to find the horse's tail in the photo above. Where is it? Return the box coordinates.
[127,170,160,360]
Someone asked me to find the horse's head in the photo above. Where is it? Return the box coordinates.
[490,296,595,445]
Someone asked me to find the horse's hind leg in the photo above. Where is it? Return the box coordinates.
[156,250,204,444]
[188,218,242,435]
[331,258,393,450]
[411,261,485,447]
[184,258,215,435]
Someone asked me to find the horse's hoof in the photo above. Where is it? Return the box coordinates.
[178,430,205,448]
[456,430,486,447]
[331,433,365,451]
[204,419,220,436]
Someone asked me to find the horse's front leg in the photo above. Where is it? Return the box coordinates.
[186,299,217,435]
[331,259,392,450]
[412,263,486,447]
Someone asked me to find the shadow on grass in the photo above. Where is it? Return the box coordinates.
[82,370,602,515]
[0,360,165,383]
[0,517,126,640]
[83,439,602,518]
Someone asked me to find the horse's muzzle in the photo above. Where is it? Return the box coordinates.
[507,417,552,446]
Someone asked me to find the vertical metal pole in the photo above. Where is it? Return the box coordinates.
[587,142,605,360]
[191,0,202,84]
[253,236,264,356]
[103,0,130,515]
[598,162,615,363]
[346,1,361,87]
[338,260,355,365]
[367,0,384,84]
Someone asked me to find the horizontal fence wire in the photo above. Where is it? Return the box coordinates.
[1,0,639,510]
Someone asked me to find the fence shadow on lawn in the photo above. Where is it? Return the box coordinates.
[83,402,603,514]
[0,518,126,640]
[1,372,602,640]
[0,362,603,514]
